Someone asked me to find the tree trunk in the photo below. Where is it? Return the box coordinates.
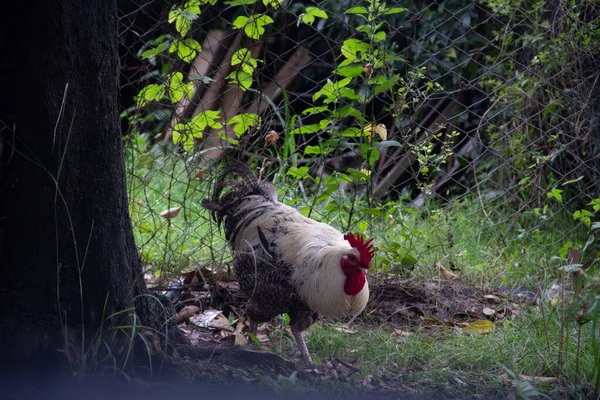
[0,0,151,373]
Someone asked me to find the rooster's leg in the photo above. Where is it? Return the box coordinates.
[248,319,257,336]
[291,326,313,365]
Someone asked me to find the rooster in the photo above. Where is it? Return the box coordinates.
[202,161,375,364]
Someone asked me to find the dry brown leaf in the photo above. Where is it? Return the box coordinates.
[484,294,502,303]
[517,374,559,383]
[215,267,235,282]
[210,313,234,331]
[438,262,459,280]
[177,305,201,323]
[195,169,207,180]
[482,307,496,316]
[190,309,222,328]
[234,320,247,345]
[363,63,373,78]
[160,207,182,219]
[392,328,412,336]
[364,123,387,141]
[265,130,280,144]
[217,281,240,291]
[334,326,357,334]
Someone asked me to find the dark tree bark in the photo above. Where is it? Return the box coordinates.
[0,0,153,373]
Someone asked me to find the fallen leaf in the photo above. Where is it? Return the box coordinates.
[517,374,559,383]
[215,266,235,282]
[191,309,223,328]
[177,305,200,323]
[334,326,357,334]
[484,294,502,303]
[160,207,182,219]
[438,262,459,280]
[463,319,495,334]
[210,313,234,331]
[234,320,247,345]
[482,307,495,316]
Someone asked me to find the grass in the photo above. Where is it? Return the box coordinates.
[260,307,595,397]
[125,144,599,397]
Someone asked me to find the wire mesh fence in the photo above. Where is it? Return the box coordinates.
[118,0,600,291]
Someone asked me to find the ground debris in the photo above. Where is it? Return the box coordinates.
[366,278,537,327]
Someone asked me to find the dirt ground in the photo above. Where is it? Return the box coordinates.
[147,272,543,399]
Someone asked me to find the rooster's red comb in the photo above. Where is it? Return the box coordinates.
[344,233,375,268]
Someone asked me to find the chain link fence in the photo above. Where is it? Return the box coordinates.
[118,0,600,291]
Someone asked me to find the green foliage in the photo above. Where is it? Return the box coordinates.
[299,7,328,25]
[169,38,202,63]
[225,113,261,144]
[479,0,600,209]
[232,14,274,40]
[167,72,195,104]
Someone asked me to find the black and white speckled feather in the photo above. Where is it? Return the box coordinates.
[202,162,370,362]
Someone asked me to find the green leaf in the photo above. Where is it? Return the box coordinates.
[176,15,194,37]
[167,72,185,103]
[445,47,457,59]
[232,15,249,29]
[300,7,328,25]
[358,220,368,232]
[136,84,165,107]
[290,123,322,135]
[574,209,592,227]
[334,65,364,78]
[233,14,274,39]
[262,0,283,8]
[227,71,253,91]
[369,148,380,165]
[172,124,185,144]
[183,137,195,152]
[373,75,399,96]
[558,241,573,259]
[345,6,368,15]
[332,105,364,122]
[183,0,202,15]
[382,7,407,15]
[190,110,222,136]
[373,31,386,42]
[224,0,256,4]
[341,127,364,137]
[231,48,259,74]
[312,78,352,103]
[302,105,329,115]
[169,38,202,62]
[562,176,584,186]
[227,113,261,137]
[141,42,169,59]
[547,188,563,203]
[304,145,323,155]
[356,25,372,35]
[286,166,309,179]
[399,253,417,266]
[340,39,370,63]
